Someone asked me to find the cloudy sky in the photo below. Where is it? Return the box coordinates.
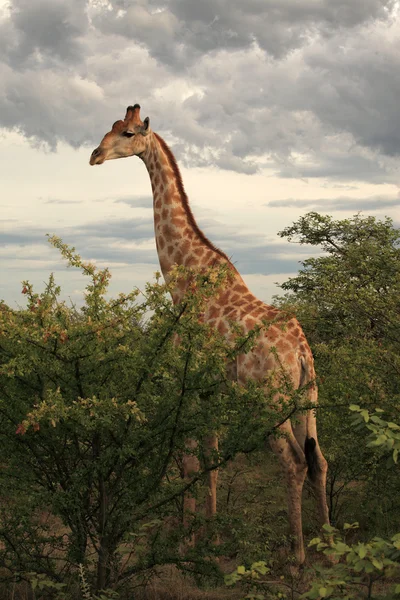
[1,0,400,307]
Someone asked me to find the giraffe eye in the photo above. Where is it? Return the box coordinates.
[123,131,135,138]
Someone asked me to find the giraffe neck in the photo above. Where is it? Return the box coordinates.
[141,133,234,295]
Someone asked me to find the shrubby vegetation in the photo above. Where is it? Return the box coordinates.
[275,212,400,533]
[0,237,296,597]
[226,213,400,598]
[1,212,400,599]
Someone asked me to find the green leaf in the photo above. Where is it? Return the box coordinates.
[309,537,322,546]
[319,587,328,597]
[371,558,383,570]
[360,410,370,422]
[334,541,350,553]
[358,545,367,559]
[344,522,359,530]
[322,524,336,534]
[370,415,385,425]
[252,562,269,575]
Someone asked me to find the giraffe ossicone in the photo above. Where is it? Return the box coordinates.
[90,104,330,564]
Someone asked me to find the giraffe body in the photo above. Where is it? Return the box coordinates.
[90,104,330,563]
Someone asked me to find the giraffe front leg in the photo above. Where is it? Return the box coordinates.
[204,434,219,519]
[270,423,308,565]
[182,438,199,546]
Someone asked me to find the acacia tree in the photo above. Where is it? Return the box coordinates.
[0,237,294,596]
[275,212,400,531]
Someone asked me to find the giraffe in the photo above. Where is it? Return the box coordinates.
[89,104,330,563]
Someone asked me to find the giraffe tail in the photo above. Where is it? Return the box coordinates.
[305,436,318,482]
[299,356,318,483]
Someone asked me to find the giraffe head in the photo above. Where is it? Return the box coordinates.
[90,104,151,165]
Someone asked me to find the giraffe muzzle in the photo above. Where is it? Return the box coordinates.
[89,147,105,165]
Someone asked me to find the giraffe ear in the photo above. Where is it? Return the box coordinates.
[140,117,150,135]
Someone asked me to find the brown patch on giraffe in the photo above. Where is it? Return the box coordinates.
[193,246,205,257]
[154,213,161,225]
[208,305,219,319]
[163,224,174,239]
[184,255,197,267]
[181,239,191,255]
[245,317,257,331]
[266,309,278,320]
[217,321,228,335]
[234,284,247,294]
[172,206,186,218]
[162,208,169,220]
[265,356,277,370]
[167,245,174,256]
[159,257,169,273]
[155,198,162,210]
[286,354,296,366]
[174,251,183,264]
[172,217,186,228]
[276,340,291,353]
[216,290,231,306]
[154,173,160,187]
[161,170,169,186]
[158,237,165,250]
[223,305,236,316]
[246,303,257,313]
[267,327,280,342]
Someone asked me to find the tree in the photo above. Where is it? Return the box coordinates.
[225,213,400,600]
[0,237,291,596]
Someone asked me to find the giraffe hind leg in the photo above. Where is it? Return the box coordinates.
[305,414,330,528]
[298,356,330,528]
[269,421,308,564]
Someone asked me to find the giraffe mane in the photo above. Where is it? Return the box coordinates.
[154,133,234,266]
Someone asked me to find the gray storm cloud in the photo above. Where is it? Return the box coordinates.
[0,0,399,180]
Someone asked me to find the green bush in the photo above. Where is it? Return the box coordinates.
[0,237,294,596]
